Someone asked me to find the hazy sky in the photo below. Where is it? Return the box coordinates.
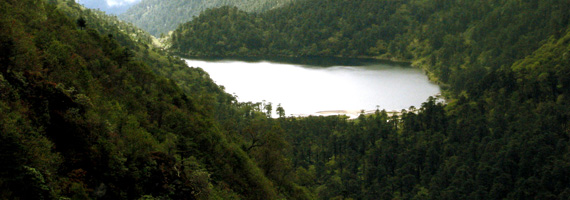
[76,0,141,14]
[105,0,139,7]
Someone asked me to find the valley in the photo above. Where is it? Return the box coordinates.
[1,0,569,199]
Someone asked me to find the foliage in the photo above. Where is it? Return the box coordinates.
[171,0,570,93]
[171,0,412,58]
[3,0,570,199]
[170,0,570,199]
[119,0,294,37]
[0,0,309,199]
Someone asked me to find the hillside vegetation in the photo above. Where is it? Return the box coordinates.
[2,0,570,199]
[0,0,310,199]
[119,0,294,37]
[170,0,570,199]
[171,0,569,93]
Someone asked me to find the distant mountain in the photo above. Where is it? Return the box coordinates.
[3,0,570,199]
[76,0,141,15]
[119,0,293,36]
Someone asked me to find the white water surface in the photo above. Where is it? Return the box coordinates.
[185,57,440,117]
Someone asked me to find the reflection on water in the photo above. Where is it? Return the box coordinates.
[187,56,409,67]
[184,57,440,117]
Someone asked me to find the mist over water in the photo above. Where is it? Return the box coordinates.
[185,57,441,117]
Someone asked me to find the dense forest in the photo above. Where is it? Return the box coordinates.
[169,0,570,199]
[2,0,570,199]
[0,0,310,199]
[119,0,294,37]
[171,0,570,92]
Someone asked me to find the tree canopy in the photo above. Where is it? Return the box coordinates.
[0,0,309,199]
[2,0,570,199]
[119,0,294,36]
[169,0,570,198]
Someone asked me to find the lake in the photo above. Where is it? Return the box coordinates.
[184,57,440,118]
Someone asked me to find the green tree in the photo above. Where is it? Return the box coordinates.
[76,16,86,30]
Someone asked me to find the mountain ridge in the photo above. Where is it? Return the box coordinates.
[76,0,140,15]
[2,0,570,199]
[119,0,294,36]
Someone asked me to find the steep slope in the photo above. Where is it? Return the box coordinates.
[170,0,412,57]
[119,0,294,36]
[0,0,310,199]
[4,0,570,199]
[171,0,569,95]
[169,0,570,199]
[277,29,570,199]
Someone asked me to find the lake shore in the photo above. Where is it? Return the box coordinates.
[180,54,413,67]
[185,57,442,120]
[291,109,405,119]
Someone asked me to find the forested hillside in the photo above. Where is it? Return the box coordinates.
[170,0,570,199]
[56,0,157,48]
[276,29,570,199]
[171,0,569,92]
[3,0,570,199]
[0,0,310,199]
[119,0,294,37]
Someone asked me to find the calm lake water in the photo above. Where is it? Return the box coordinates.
[184,57,440,118]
